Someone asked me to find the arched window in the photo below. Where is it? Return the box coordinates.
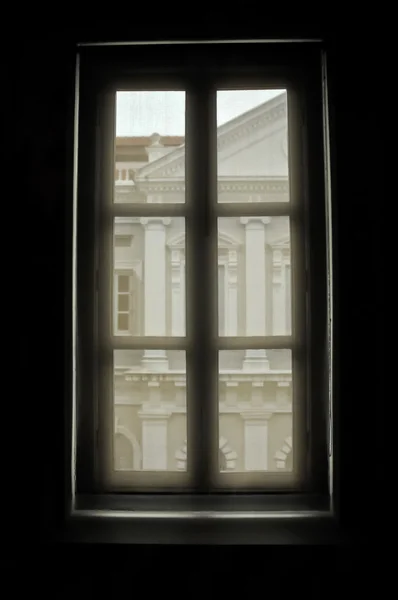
[114,432,134,470]
[176,438,236,471]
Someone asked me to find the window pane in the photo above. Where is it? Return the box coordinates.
[118,275,129,292]
[217,90,289,203]
[118,294,129,312]
[117,313,129,331]
[115,235,132,247]
[115,91,186,204]
[218,349,292,472]
[113,217,186,336]
[114,350,186,472]
[217,216,291,336]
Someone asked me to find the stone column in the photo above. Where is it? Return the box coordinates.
[241,410,272,471]
[140,217,170,370]
[250,380,264,406]
[272,248,285,335]
[240,217,270,370]
[227,250,238,336]
[285,263,292,334]
[139,399,171,471]
[171,250,184,336]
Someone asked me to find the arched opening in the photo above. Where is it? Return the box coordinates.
[219,449,227,471]
[176,438,236,471]
[114,432,134,470]
[284,451,293,471]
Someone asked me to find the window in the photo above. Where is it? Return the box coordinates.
[74,42,331,513]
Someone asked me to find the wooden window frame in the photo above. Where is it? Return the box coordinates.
[65,40,338,543]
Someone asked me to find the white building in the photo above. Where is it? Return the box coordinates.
[113,92,293,473]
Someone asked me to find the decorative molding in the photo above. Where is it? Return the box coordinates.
[115,180,135,187]
[134,94,287,180]
[240,410,273,421]
[117,370,292,383]
[140,217,171,228]
[274,435,293,469]
[271,235,290,251]
[175,437,237,471]
[114,259,143,279]
[167,229,240,250]
[217,101,287,152]
[240,216,271,226]
[218,180,289,194]
[119,179,289,195]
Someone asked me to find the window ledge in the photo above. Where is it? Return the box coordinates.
[59,494,346,544]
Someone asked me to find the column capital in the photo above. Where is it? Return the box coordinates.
[240,216,271,228]
[140,217,171,229]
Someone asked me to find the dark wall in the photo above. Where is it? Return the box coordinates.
[8,20,384,587]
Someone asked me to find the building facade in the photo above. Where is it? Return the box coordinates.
[113,92,293,473]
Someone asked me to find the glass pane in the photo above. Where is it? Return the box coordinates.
[118,294,129,311]
[113,217,186,336]
[218,349,292,472]
[114,350,187,472]
[115,235,131,247]
[117,314,129,331]
[217,216,291,336]
[115,91,186,204]
[217,89,289,203]
[118,275,129,292]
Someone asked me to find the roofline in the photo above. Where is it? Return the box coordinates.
[116,135,184,146]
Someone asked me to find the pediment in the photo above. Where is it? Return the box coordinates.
[135,92,288,184]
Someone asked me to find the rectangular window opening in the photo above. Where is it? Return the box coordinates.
[74,45,330,504]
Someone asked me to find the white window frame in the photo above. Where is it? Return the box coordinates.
[68,41,335,541]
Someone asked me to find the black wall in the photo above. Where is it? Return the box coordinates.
[7,19,385,591]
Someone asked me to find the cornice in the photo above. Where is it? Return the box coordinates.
[116,370,292,383]
[119,178,289,195]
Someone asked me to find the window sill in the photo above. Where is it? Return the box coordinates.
[60,494,346,544]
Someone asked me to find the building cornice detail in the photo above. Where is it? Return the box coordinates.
[118,370,291,384]
[116,178,289,196]
[134,95,287,180]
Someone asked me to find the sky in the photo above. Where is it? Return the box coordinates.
[116,90,285,137]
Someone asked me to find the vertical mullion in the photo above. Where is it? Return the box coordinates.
[97,87,116,489]
[288,86,309,488]
[186,81,218,492]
